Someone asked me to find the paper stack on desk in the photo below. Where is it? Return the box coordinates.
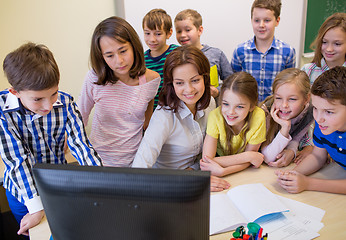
[210,183,325,240]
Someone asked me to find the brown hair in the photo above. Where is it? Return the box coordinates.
[174,9,202,29]
[310,12,346,67]
[251,0,282,19]
[261,68,310,147]
[142,9,173,35]
[90,16,146,85]
[311,66,346,106]
[159,45,210,112]
[220,72,258,154]
[3,42,59,91]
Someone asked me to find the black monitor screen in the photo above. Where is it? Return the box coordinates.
[32,164,210,240]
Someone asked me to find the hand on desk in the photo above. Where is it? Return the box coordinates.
[294,146,313,164]
[210,176,230,192]
[268,149,294,168]
[200,153,263,177]
[275,170,307,193]
[246,151,264,168]
[18,210,45,236]
[200,156,225,177]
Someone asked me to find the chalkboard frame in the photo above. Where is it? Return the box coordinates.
[304,0,346,54]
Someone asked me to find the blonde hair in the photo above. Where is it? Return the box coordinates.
[174,9,202,29]
[261,68,310,147]
[311,12,346,67]
[220,72,258,154]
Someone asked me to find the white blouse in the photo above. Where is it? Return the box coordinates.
[132,98,216,169]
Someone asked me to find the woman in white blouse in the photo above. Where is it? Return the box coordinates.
[132,45,230,191]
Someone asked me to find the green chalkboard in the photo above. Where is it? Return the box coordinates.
[304,0,346,54]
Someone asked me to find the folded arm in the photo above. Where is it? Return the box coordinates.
[201,135,263,176]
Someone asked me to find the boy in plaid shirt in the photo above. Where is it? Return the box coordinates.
[0,42,101,236]
[231,0,296,101]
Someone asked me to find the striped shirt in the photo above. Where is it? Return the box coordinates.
[144,44,179,109]
[0,90,101,213]
[78,70,160,167]
[301,58,346,84]
[231,37,296,101]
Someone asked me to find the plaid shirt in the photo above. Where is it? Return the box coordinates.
[231,37,296,101]
[301,58,346,84]
[0,90,101,213]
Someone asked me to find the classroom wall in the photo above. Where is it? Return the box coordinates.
[124,0,307,67]
[0,0,116,102]
[0,0,308,99]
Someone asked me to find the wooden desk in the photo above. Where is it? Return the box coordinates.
[0,159,4,188]
[0,158,4,180]
[30,163,346,240]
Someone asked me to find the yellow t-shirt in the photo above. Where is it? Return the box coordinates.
[206,106,266,156]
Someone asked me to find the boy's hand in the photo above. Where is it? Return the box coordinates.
[245,151,264,168]
[270,105,291,138]
[275,170,308,193]
[295,146,313,164]
[210,86,219,98]
[210,176,230,192]
[200,156,225,177]
[64,134,69,153]
[268,149,294,168]
[18,210,45,236]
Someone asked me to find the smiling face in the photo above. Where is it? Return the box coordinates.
[221,89,253,133]
[172,63,205,114]
[251,7,280,44]
[321,26,346,68]
[99,36,134,80]
[311,94,346,135]
[175,18,203,48]
[273,82,308,120]
[10,85,59,116]
[143,24,172,57]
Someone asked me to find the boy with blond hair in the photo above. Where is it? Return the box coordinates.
[231,0,296,101]
[174,9,232,97]
[142,9,178,109]
[276,66,346,194]
[1,42,102,236]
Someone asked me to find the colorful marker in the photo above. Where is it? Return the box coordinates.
[256,228,263,240]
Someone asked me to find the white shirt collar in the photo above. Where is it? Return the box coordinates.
[3,91,20,112]
[177,101,205,120]
[3,91,64,114]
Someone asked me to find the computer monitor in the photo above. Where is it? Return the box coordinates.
[32,164,210,240]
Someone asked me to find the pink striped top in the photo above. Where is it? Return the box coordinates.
[78,70,160,167]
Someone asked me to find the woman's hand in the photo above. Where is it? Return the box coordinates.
[210,176,230,192]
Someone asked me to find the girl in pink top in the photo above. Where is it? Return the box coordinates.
[78,16,160,167]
